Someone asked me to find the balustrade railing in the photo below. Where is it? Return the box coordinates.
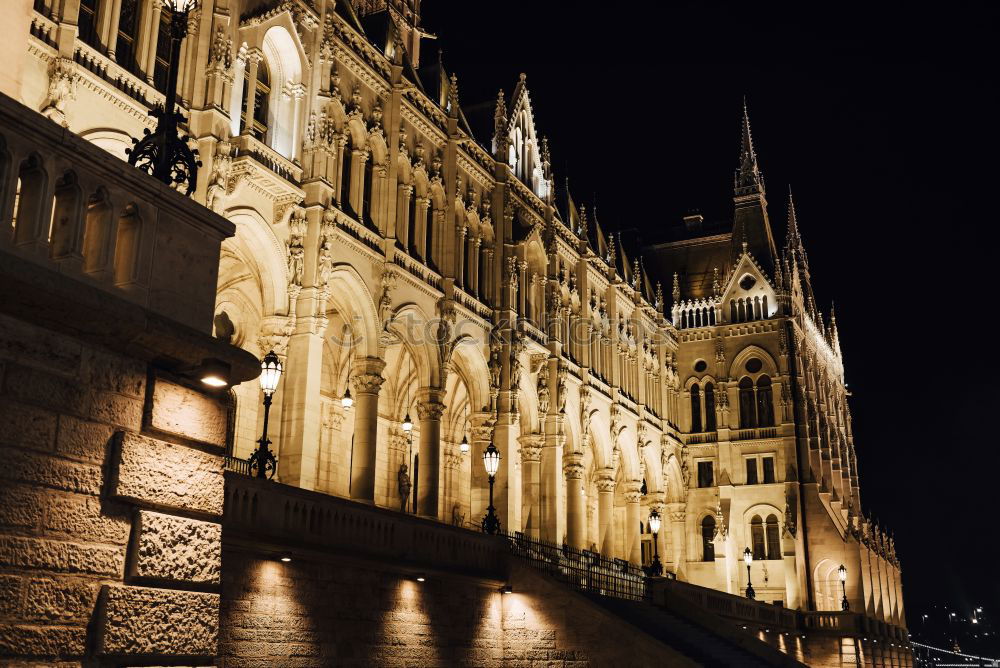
[733,427,779,441]
[232,134,302,184]
[686,431,719,445]
[504,532,648,602]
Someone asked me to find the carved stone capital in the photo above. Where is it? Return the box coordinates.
[417,396,446,421]
[595,468,616,493]
[563,452,585,480]
[350,357,386,394]
[667,502,687,522]
[518,434,543,462]
[622,480,643,504]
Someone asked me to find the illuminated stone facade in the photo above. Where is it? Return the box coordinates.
[1,0,908,664]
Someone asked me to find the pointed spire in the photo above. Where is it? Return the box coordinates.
[606,230,616,267]
[735,98,764,196]
[830,302,842,356]
[786,186,801,250]
[671,272,680,304]
[447,73,460,117]
[655,282,664,314]
[632,257,640,288]
[712,267,720,296]
[492,88,508,157]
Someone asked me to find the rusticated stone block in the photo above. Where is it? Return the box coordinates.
[111,432,224,515]
[150,377,227,447]
[0,575,21,615]
[24,577,96,621]
[89,391,143,431]
[46,494,130,544]
[80,347,146,399]
[133,511,221,584]
[0,536,124,576]
[56,414,115,463]
[97,585,218,656]
[0,624,87,657]
[2,446,103,496]
[0,484,44,529]
[0,399,57,451]
[1,364,92,418]
[0,312,82,376]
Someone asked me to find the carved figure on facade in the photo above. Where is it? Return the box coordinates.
[536,362,549,416]
[207,24,233,71]
[287,207,307,287]
[41,57,77,127]
[206,137,233,213]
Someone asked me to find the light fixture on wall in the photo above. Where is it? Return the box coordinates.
[248,351,282,479]
[499,584,513,594]
[743,546,755,600]
[199,358,230,388]
[838,564,849,611]
[459,402,469,454]
[279,552,292,563]
[480,442,502,535]
[647,508,663,577]
[125,0,201,195]
[402,412,413,432]
[415,573,426,582]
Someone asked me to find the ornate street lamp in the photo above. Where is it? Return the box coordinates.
[480,442,502,535]
[743,547,755,600]
[648,509,663,577]
[839,564,849,611]
[248,351,282,479]
[126,0,201,194]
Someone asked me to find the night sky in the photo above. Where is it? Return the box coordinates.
[423,0,1000,650]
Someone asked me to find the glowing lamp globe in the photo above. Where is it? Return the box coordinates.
[259,351,282,396]
[341,387,353,409]
[482,442,501,477]
[401,412,413,432]
[460,434,470,454]
[648,509,661,535]
[838,564,847,583]
[743,546,753,566]
[164,0,197,11]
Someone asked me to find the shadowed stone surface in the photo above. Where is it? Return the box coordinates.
[134,511,221,584]
[98,585,219,656]
[111,432,224,516]
[150,378,228,447]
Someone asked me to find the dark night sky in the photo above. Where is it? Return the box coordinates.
[424,0,1000,647]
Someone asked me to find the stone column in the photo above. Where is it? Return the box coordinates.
[668,502,687,577]
[564,452,586,550]
[349,357,385,503]
[443,445,464,525]
[519,434,543,539]
[623,480,643,565]
[241,49,262,136]
[277,325,324,490]
[540,414,565,544]
[289,83,307,162]
[141,1,162,82]
[386,428,410,511]
[596,468,616,557]
[415,388,445,519]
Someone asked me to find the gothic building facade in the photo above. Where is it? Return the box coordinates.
[5,0,902,632]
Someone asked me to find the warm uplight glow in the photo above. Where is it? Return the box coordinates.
[482,442,501,477]
[259,351,282,396]
[402,412,413,432]
[743,546,753,566]
[341,387,354,409]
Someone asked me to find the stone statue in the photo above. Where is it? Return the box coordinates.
[397,463,411,513]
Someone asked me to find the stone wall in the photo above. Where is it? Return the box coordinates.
[219,549,693,668]
[0,309,235,664]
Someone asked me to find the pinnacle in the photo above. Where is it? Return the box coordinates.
[786,186,801,248]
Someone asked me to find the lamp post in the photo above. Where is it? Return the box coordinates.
[838,564,849,611]
[648,509,663,577]
[481,442,501,535]
[248,351,282,479]
[126,0,201,195]
[744,547,755,599]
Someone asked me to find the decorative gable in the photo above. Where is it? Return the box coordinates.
[721,253,776,324]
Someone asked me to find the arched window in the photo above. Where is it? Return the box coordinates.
[762,295,769,318]
[426,200,436,270]
[737,299,746,322]
[362,157,374,227]
[153,8,172,93]
[750,515,765,560]
[690,384,702,433]
[704,382,716,432]
[730,300,737,323]
[739,377,756,428]
[340,141,353,211]
[407,193,417,255]
[241,59,271,140]
[766,514,781,560]
[702,516,715,561]
[756,375,774,427]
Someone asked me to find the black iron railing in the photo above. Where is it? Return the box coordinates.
[224,454,251,476]
[504,532,649,602]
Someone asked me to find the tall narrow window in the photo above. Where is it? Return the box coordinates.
[407,193,417,255]
[697,461,713,488]
[241,59,271,140]
[704,382,716,431]
[751,515,765,561]
[739,376,756,428]
[746,457,758,485]
[78,0,99,48]
[114,0,141,75]
[690,384,702,433]
[340,143,353,212]
[362,157,374,226]
[153,8,172,92]
[762,456,776,484]
[765,515,781,559]
[702,516,716,561]
[426,200,436,270]
[756,375,774,427]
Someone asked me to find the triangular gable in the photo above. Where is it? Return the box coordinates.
[504,75,549,200]
[720,251,777,322]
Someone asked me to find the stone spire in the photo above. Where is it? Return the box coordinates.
[671,272,680,304]
[830,302,842,356]
[786,186,802,252]
[447,73,460,118]
[492,88,507,158]
[735,98,764,197]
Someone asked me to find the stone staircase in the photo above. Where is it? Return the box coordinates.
[587,593,804,667]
